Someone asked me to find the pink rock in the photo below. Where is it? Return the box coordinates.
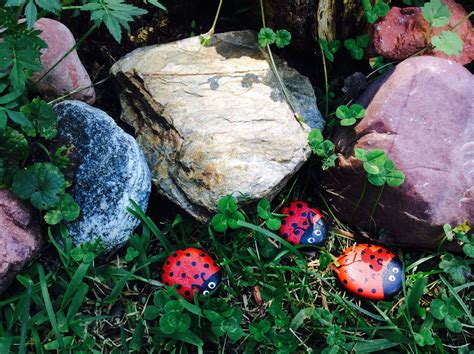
[323,56,473,249]
[0,190,42,293]
[373,0,474,65]
[31,18,95,104]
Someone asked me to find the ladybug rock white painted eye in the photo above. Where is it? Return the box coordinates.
[308,237,316,243]
[203,290,210,295]
[315,230,322,236]
[392,267,399,273]
[389,275,396,281]
[208,282,216,289]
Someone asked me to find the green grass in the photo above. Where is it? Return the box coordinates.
[0,190,472,353]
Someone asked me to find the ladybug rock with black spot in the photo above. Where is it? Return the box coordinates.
[161,248,221,301]
[333,244,403,300]
[279,201,328,246]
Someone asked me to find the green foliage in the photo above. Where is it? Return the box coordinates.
[12,163,67,210]
[431,30,463,56]
[319,39,341,63]
[258,27,291,48]
[439,254,471,284]
[0,30,44,92]
[141,0,166,11]
[211,195,245,232]
[44,193,80,225]
[81,0,148,42]
[354,148,405,187]
[335,103,365,126]
[362,0,390,24]
[0,3,80,225]
[5,0,61,28]
[274,29,292,49]
[422,0,451,27]
[308,129,338,170]
[257,198,281,231]
[429,288,467,334]
[20,98,57,139]
[403,0,427,5]
[344,34,370,60]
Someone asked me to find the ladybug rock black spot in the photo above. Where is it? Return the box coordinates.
[161,248,221,301]
[279,201,328,246]
[333,244,403,300]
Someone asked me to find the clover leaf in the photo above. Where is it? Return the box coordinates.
[258,28,276,47]
[355,148,405,188]
[125,247,140,262]
[363,0,390,23]
[44,193,80,225]
[319,39,341,62]
[12,162,66,210]
[257,198,281,230]
[422,0,451,27]
[308,129,338,170]
[344,35,370,60]
[274,29,292,48]
[336,104,365,126]
[212,195,244,232]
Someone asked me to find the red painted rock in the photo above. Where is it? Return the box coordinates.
[373,0,474,65]
[323,56,474,249]
[161,248,221,301]
[31,18,95,103]
[0,190,42,293]
[279,201,327,246]
[333,244,402,300]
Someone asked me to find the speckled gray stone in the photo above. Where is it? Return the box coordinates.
[54,101,151,251]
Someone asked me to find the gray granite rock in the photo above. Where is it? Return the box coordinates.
[323,57,474,249]
[111,30,323,220]
[54,101,151,251]
[0,189,42,293]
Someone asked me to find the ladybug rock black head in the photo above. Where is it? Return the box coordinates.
[333,244,403,300]
[279,201,327,246]
[161,248,221,301]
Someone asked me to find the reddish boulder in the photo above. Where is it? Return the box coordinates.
[323,56,473,249]
[373,7,429,61]
[31,18,95,103]
[0,190,42,293]
[373,0,474,65]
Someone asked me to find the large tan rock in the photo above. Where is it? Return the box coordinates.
[111,31,323,220]
[323,56,473,248]
[0,190,42,293]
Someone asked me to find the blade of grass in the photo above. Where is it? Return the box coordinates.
[66,283,89,323]
[37,264,64,351]
[61,262,91,309]
[19,282,32,354]
[128,199,172,253]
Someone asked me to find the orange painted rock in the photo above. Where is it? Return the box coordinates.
[279,201,327,246]
[333,244,402,300]
[161,248,221,301]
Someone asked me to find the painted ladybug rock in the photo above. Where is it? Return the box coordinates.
[279,201,327,246]
[161,248,221,301]
[333,244,403,300]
